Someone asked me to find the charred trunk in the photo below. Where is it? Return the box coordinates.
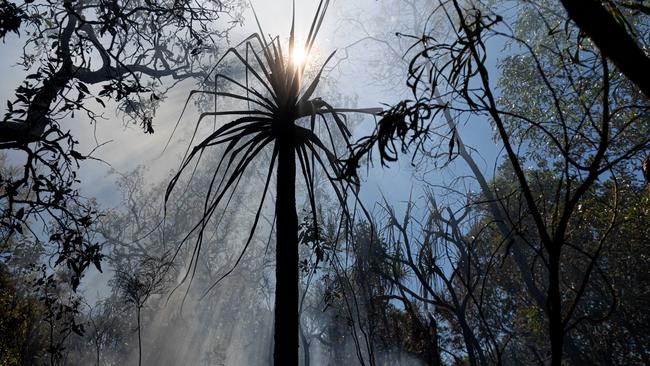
[273,124,299,366]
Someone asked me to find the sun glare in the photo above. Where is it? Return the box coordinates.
[291,46,308,66]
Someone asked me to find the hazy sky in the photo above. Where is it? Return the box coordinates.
[0,0,500,214]
[0,0,503,352]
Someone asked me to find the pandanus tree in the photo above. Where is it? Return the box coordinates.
[165,1,380,364]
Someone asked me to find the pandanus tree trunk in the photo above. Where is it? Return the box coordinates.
[274,122,299,366]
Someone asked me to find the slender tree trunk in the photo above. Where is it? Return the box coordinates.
[137,307,142,366]
[427,316,440,366]
[96,337,100,366]
[458,318,480,366]
[547,253,563,366]
[49,317,55,366]
[274,124,299,366]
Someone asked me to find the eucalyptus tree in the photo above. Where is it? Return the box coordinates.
[165,1,380,364]
[0,0,244,290]
[344,0,650,364]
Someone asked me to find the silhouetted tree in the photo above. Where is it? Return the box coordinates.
[114,254,173,366]
[0,0,244,290]
[346,0,649,364]
[165,1,380,364]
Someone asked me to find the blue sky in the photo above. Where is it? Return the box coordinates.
[0,0,503,220]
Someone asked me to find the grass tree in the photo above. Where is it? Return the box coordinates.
[165,1,380,364]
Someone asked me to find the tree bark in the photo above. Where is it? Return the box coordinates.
[274,124,299,366]
[560,0,650,99]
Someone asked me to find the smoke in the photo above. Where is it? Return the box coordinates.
[69,1,430,364]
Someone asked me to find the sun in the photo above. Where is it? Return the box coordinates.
[291,46,308,66]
